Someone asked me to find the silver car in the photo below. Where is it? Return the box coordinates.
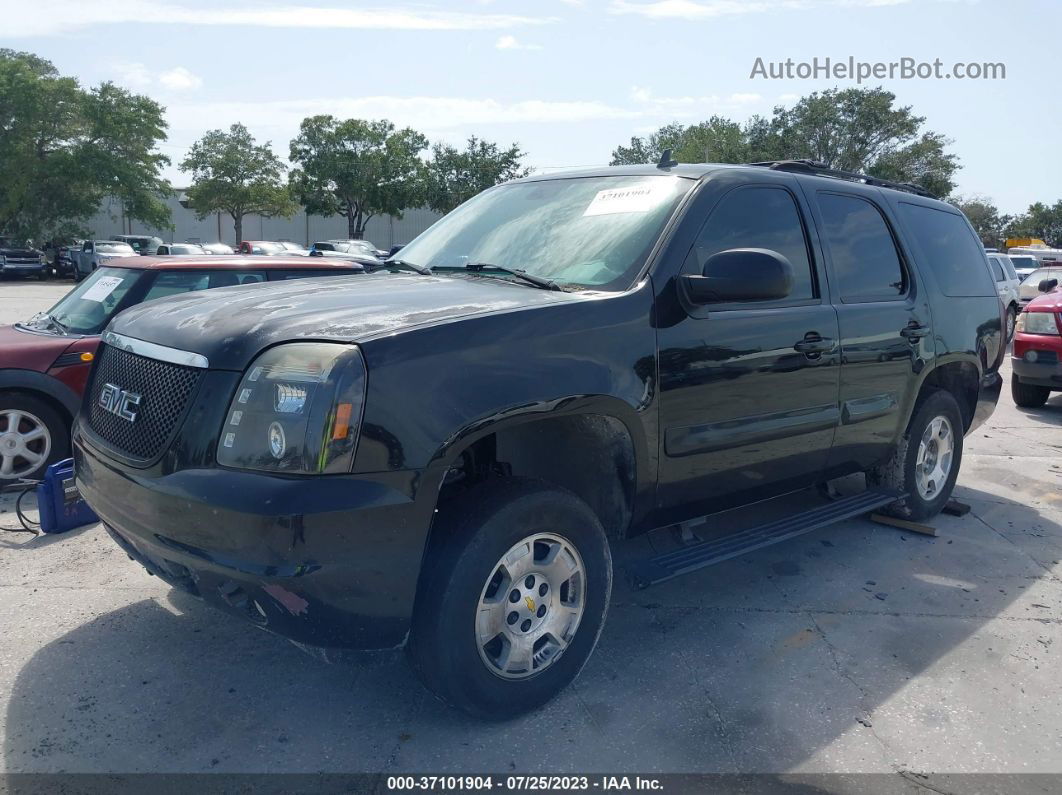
[986,253,1021,338]
[1019,266,1062,305]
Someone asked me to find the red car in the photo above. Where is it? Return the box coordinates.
[0,256,365,481]
[1012,287,1062,407]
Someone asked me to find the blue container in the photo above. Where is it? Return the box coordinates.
[37,458,98,534]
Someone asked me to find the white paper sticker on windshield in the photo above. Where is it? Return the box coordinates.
[81,275,124,302]
[583,182,672,217]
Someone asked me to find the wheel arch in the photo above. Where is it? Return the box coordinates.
[913,358,980,433]
[0,369,79,426]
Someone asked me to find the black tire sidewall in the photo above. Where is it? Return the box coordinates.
[0,392,70,481]
[900,391,964,520]
[410,478,612,719]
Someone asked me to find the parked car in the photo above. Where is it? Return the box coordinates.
[237,241,289,256]
[111,235,164,256]
[0,256,365,481]
[201,242,235,255]
[986,252,1021,338]
[156,243,207,256]
[312,239,386,259]
[1018,266,1062,306]
[1009,254,1040,280]
[73,241,138,281]
[54,240,84,278]
[1011,286,1062,407]
[74,162,1003,718]
[0,237,47,280]
[277,241,310,255]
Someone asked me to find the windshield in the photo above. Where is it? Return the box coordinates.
[36,267,144,334]
[97,243,134,254]
[395,175,694,290]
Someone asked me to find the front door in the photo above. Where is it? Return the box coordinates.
[656,181,841,520]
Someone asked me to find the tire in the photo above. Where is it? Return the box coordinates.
[868,389,964,522]
[1011,373,1050,408]
[408,477,612,719]
[1006,305,1017,342]
[0,392,69,482]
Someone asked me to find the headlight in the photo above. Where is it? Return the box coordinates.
[1015,312,1060,335]
[216,342,367,474]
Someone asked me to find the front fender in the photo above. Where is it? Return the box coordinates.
[0,368,80,418]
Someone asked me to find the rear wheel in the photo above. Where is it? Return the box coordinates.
[408,477,612,718]
[0,393,69,482]
[1006,305,1017,341]
[1012,373,1051,408]
[869,390,964,521]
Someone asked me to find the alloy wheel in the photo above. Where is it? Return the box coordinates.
[0,409,51,479]
[915,415,954,501]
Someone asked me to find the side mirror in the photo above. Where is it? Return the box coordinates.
[1038,278,1058,293]
[682,248,794,304]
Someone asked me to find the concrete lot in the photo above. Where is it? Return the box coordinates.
[1,280,1060,777]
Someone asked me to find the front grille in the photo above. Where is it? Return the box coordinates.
[87,344,203,461]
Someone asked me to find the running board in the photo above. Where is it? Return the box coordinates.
[628,489,903,589]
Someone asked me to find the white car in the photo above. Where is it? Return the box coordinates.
[73,240,138,281]
[1009,254,1040,281]
[1019,265,1062,305]
[986,252,1021,338]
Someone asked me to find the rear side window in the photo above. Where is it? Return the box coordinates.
[898,203,995,297]
[817,193,906,302]
[684,186,815,301]
[988,256,1006,282]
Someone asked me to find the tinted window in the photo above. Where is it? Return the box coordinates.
[898,203,995,297]
[142,270,266,301]
[269,269,359,280]
[818,193,905,302]
[988,256,1006,282]
[684,187,815,301]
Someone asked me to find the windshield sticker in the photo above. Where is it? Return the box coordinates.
[81,275,124,302]
[583,182,672,217]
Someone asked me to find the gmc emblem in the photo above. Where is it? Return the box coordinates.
[99,383,141,422]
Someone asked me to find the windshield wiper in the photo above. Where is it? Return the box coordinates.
[26,313,68,335]
[459,263,561,291]
[383,258,432,275]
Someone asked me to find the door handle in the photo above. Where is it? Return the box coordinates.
[794,333,833,354]
[900,322,930,340]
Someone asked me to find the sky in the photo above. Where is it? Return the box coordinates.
[1,0,1059,214]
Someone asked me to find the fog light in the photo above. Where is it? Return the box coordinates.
[1025,350,1039,363]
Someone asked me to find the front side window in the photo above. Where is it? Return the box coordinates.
[898,203,995,297]
[397,175,695,290]
[683,186,815,302]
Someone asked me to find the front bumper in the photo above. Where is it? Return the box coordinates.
[74,430,434,650]
[1012,356,1062,389]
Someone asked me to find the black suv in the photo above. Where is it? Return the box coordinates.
[74,161,1004,718]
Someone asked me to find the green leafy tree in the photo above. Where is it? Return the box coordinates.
[1004,201,1062,247]
[289,116,427,239]
[610,87,958,196]
[949,195,1006,248]
[0,49,171,242]
[425,136,530,214]
[179,123,296,243]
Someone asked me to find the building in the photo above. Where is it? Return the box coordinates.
[89,191,443,250]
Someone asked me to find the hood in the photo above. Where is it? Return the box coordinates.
[1024,292,1062,312]
[108,272,583,370]
[0,324,77,370]
[0,246,42,257]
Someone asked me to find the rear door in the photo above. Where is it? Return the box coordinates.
[655,180,841,517]
[804,189,933,474]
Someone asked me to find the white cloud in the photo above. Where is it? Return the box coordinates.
[495,34,543,50]
[107,61,202,92]
[610,0,952,18]
[7,0,557,37]
[629,86,763,116]
[158,66,203,91]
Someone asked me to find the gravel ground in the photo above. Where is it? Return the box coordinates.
[1,280,1060,780]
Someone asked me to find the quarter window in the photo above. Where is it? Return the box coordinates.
[684,187,815,301]
[897,203,996,297]
[817,193,906,302]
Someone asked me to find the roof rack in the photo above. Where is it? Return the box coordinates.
[747,159,936,199]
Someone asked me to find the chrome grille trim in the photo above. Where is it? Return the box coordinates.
[102,331,209,369]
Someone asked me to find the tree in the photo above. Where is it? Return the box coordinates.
[289,116,427,239]
[0,49,171,242]
[949,195,1006,248]
[425,136,530,214]
[1004,201,1062,247]
[610,87,958,196]
[179,124,296,243]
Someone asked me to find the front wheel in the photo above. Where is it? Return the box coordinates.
[0,392,69,482]
[1006,305,1017,342]
[408,478,612,718]
[868,390,964,522]
[1012,373,1050,408]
